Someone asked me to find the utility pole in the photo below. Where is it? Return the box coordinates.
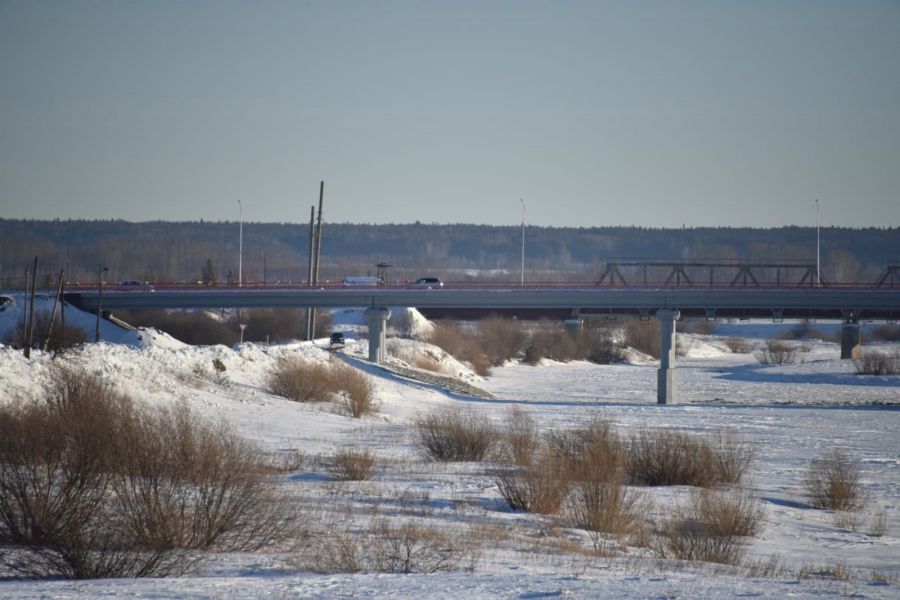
[25,257,38,358]
[44,270,64,352]
[815,199,820,287]
[95,265,108,343]
[305,204,316,340]
[23,265,30,358]
[520,198,525,286]
[238,199,243,286]
[310,181,325,339]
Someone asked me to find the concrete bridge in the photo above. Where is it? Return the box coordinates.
[65,283,900,405]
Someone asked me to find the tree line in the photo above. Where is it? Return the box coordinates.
[1,219,897,289]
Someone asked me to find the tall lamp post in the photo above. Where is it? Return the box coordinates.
[815,199,820,287]
[95,265,108,343]
[520,198,525,286]
[238,199,243,287]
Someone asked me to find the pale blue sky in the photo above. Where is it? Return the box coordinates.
[1,0,898,227]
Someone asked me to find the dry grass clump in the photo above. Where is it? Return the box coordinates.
[414,408,498,461]
[659,488,764,565]
[855,349,899,375]
[724,337,755,354]
[267,358,376,417]
[805,449,863,512]
[329,447,377,481]
[0,367,294,580]
[755,339,799,364]
[625,429,752,488]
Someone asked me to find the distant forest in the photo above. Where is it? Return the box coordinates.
[1,219,897,289]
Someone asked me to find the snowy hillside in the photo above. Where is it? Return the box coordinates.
[0,298,898,599]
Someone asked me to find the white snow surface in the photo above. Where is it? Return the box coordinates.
[0,300,898,599]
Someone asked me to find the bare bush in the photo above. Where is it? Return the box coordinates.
[523,326,623,365]
[624,319,660,358]
[660,488,764,565]
[495,448,572,514]
[476,317,530,366]
[547,418,623,483]
[564,479,646,542]
[755,339,799,365]
[626,429,717,487]
[118,309,239,346]
[329,447,377,481]
[870,325,900,342]
[710,432,754,486]
[496,407,542,467]
[427,323,491,376]
[306,520,475,574]
[236,308,305,342]
[855,350,899,375]
[414,408,498,462]
[805,450,863,512]
[369,521,473,574]
[331,361,377,418]
[724,337,755,354]
[266,358,336,403]
[0,367,292,579]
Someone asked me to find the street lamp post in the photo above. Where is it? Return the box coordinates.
[238,199,243,287]
[95,265,108,343]
[520,198,525,286]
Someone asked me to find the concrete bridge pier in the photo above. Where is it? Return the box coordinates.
[365,307,391,363]
[656,309,680,405]
[840,320,861,360]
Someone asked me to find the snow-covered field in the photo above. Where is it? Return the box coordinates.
[0,294,898,598]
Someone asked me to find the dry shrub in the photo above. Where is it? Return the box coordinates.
[2,310,88,351]
[414,408,498,461]
[677,319,716,335]
[237,308,304,342]
[496,407,542,467]
[870,325,900,342]
[0,367,293,579]
[427,323,491,376]
[755,339,798,364]
[626,429,715,487]
[547,418,623,483]
[523,326,623,365]
[624,429,751,488]
[660,488,764,565]
[564,480,647,544]
[118,309,239,346]
[524,328,578,364]
[476,317,530,366]
[805,450,863,512]
[495,448,572,514]
[724,337,755,354]
[330,447,377,481]
[306,520,475,574]
[624,319,661,358]
[267,357,335,402]
[855,350,899,375]
[710,432,754,486]
[331,361,377,418]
